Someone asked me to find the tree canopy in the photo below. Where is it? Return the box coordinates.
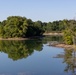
[0,16,76,45]
[0,16,44,38]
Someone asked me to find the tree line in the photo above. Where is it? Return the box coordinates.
[0,16,68,38]
[0,16,76,45]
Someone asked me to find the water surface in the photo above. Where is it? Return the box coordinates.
[0,36,75,75]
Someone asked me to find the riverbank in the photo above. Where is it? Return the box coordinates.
[0,32,63,40]
[43,33,63,36]
[0,37,75,50]
[48,43,75,49]
[54,44,74,49]
[0,38,29,40]
[0,36,43,40]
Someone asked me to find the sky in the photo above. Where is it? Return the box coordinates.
[0,0,76,22]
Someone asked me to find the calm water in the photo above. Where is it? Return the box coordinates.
[0,36,75,75]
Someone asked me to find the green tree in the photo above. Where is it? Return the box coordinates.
[63,19,76,45]
[1,16,28,38]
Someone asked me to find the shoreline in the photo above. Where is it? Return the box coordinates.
[43,32,63,36]
[0,38,29,40]
[0,37,75,49]
[0,33,63,40]
[0,36,43,40]
[48,43,75,49]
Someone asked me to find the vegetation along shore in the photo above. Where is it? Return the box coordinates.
[0,16,76,47]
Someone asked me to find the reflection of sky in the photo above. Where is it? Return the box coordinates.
[0,45,71,75]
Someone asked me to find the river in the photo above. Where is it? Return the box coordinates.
[0,35,75,75]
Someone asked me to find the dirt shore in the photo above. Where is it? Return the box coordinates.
[49,43,75,49]
[43,33,63,36]
[0,36,43,40]
[54,44,73,48]
[0,38,29,40]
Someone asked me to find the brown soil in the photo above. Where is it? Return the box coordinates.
[0,38,29,40]
[49,43,76,49]
[43,33,63,36]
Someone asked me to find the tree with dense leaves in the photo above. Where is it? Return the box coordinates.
[63,20,76,45]
[0,16,44,38]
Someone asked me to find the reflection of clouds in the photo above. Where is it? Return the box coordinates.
[18,72,29,75]
[18,72,36,75]
[0,72,29,75]
[0,71,36,75]
[0,73,11,75]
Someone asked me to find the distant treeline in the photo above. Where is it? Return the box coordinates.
[0,16,76,41]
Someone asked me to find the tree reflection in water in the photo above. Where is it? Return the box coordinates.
[0,35,62,61]
[54,48,76,75]
[0,40,43,61]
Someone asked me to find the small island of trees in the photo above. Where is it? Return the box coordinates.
[0,16,76,45]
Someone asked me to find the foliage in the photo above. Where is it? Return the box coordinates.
[44,20,65,33]
[0,16,76,45]
[63,20,76,45]
[63,30,73,45]
[0,16,44,38]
